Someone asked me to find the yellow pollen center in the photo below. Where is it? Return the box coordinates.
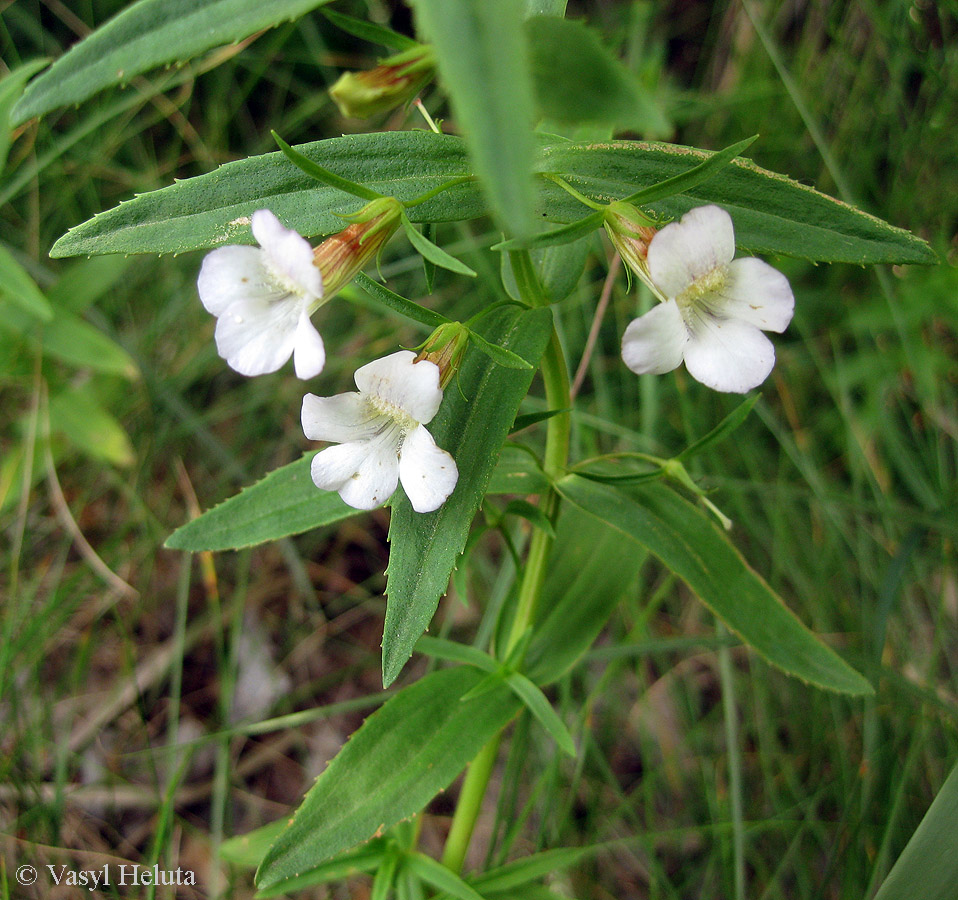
[676,265,729,311]
[366,394,417,432]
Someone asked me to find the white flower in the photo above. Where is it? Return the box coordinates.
[302,350,459,513]
[197,209,325,379]
[621,205,794,393]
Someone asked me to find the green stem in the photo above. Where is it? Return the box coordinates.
[439,734,502,872]
[441,251,571,872]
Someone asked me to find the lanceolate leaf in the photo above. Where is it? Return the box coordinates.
[556,476,874,695]
[412,0,537,240]
[382,306,553,686]
[255,666,520,891]
[51,132,483,257]
[165,441,549,553]
[164,455,358,552]
[535,140,937,265]
[11,0,336,126]
[51,132,934,265]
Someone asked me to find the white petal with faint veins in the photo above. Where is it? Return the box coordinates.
[197,209,324,378]
[622,204,793,394]
[310,436,400,510]
[719,258,794,333]
[354,350,443,424]
[621,300,689,375]
[683,317,776,393]
[214,295,301,376]
[252,209,323,299]
[293,310,326,379]
[303,351,457,513]
[302,393,379,443]
[399,425,459,513]
[198,246,271,315]
[647,205,735,298]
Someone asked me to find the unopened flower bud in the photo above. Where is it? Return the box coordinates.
[330,44,436,120]
[415,322,469,389]
[312,197,403,298]
[604,201,658,289]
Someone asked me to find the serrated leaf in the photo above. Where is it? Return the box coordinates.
[51,132,483,257]
[11,0,337,125]
[411,0,536,239]
[872,762,958,900]
[255,666,520,890]
[526,16,668,134]
[525,503,645,684]
[51,132,935,265]
[382,306,553,686]
[505,672,575,756]
[167,440,550,553]
[0,59,50,171]
[556,476,874,695]
[165,454,358,552]
[535,141,938,265]
[0,246,52,321]
[401,213,477,276]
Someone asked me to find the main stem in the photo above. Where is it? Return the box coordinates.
[441,252,571,873]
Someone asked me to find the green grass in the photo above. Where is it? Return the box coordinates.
[1,1,956,898]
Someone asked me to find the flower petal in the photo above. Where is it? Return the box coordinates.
[302,392,381,443]
[621,300,689,375]
[719,258,795,333]
[683,317,776,393]
[252,209,323,300]
[310,437,399,510]
[213,295,302,376]
[647,205,735,298]
[197,246,273,315]
[399,425,458,513]
[354,350,443,424]
[292,310,326,379]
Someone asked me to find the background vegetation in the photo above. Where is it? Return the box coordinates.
[1,0,955,897]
